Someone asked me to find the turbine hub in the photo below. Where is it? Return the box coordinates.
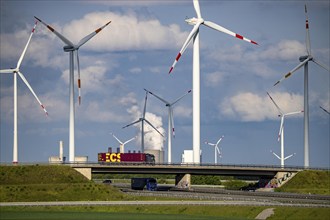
[185,17,203,25]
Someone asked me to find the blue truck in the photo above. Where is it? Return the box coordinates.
[131,178,157,191]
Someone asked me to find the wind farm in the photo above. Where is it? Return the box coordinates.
[0,1,329,168]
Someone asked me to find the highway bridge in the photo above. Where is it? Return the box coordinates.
[70,163,302,189]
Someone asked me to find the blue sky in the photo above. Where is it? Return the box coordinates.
[0,0,329,167]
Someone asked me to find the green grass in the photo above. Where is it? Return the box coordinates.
[1,166,330,219]
[275,170,330,195]
[0,205,265,220]
[0,165,87,184]
[0,165,132,202]
[1,206,329,220]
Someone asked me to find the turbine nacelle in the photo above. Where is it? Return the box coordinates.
[299,55,311,62]
[63,45,76,52]
[185,17,204,26]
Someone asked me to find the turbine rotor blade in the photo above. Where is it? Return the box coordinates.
[123,136,137,145]
[203,21,258,45]
[144,88,169,105]
[122,119,142,129]
[77,21,111,48]
[34,16,74,47]
[284,110,304,117]
[271,150,281,160]
[144,119,164,137]
[312,59,330,72]
[205,141,215,146]
[267,92,283,115]
[216,135,224,146]
[274,57,310,86]
[142,91,148,118]
[284,153,296,160]
[320,106,330,115]
[17,21,38,69]
[171,89,192,106]
[193,0,202,19]
[169,22,202,74]
[305,4,312,56]
[216,146,221,155]
[0,69,15,73]
[17,71,48,116]
[110,132,123,145]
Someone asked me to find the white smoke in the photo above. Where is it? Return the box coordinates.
[124,94,165,151]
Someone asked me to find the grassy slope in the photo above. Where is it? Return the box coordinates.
[275,170,330,195]
[0,166,329,219]
[0,165,129,202]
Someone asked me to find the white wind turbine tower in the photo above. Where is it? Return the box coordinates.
[0,21,48,163]
[205,135,224,164]
[273,5,329,168]
[144,88,191,163]
[123,91,164,153]
[169,0,258,163]
[35,16,111,162]
[110,132,137,153]
[267,92,303,167]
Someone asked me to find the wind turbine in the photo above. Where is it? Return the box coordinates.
[205,135,224,164]
[144,88,191,163]
[110,132,137,153]
[35,16,111,162]
[168,0,258,163]
[273,5,329,168]
[122,91,164,153]
[0,20,48,163]
[267,92,303,167]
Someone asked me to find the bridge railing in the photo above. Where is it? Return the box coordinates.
[1,162,328,171]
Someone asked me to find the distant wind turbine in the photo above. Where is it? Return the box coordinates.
[169,0,258,163]
[0,21,48,163]
[205,135,224,164]
[273,5,329,168]
[35,16,111,162]
[144,88,191,163]
[122,91,164,153]
[110,132,137,153]
[267,92,302,167]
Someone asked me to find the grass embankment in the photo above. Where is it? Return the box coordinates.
[0,166,329,220]
[275,170,330,195]
[1,205,330,220]
[0,165,129,202]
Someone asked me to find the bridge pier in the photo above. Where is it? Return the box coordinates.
[74,168,92,180]
[175,174,191,189]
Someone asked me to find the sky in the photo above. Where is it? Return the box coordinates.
[0,0,329,168]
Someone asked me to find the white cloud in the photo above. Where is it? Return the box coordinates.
[60,11,188,52]
[79,101,126,123]
[219,91,304,122]
[259,40,306,61]
[204,71,226,87]
[123,95,165,151]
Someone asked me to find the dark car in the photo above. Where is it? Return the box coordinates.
[102,179,112,184]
